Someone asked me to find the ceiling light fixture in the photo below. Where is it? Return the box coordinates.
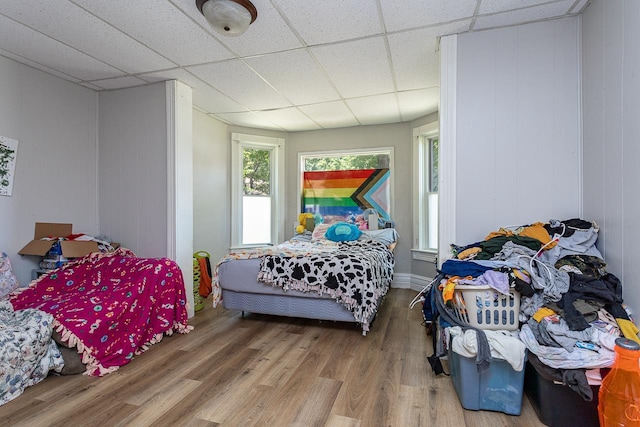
[196,0,257,36]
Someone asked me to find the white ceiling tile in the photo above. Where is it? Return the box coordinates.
[138,68,247,113]
[214,111,284,130]
[259,108,322,131]
[0,0,176,74]
[299,101,360,129]
[398,88,440,121]
[193,104,209,114]
[346,94,401,126]
[79,82,104,91]
[137,68,191,84]
[0,48,81,83]
[173,0,303,57]
[571,0,590,13]
[187,60,292,111]
[245,50,340,105]
[479,0,558,15]
[380,0,477,31]
[72,0,234,66]
[88,76,148,90]
[389,21,471,91]
[192,84,248,114]
[474,1,576,30]
[311,37,394,98]
[0,14,123,81]
[271,0,382,45]
[0,1,585,132]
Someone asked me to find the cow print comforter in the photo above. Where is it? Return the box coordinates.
[258,239,394,332]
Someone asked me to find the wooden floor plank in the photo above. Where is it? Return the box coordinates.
[250,338,335,426]
[318,331,368,381]
[325,414,362,427]
[361,348,402,427]
[74,402,140,427]
[256,328,320,388]
[218,384,274,426]
[330,346,385,419]
[120,377,201,426]
[159,346,261,425]
[395,384,428,427]
[196,330,308,422]
[0,289,548,427]
[289,376,343,427]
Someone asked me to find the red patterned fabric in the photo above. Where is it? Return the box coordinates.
[10,248,191,376]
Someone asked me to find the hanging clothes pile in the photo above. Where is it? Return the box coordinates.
[423,218,638,402]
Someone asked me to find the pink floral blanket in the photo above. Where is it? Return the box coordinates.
[9,249,191,376]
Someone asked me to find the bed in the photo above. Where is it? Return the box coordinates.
[0,248,191,405]
[212,227,397,335]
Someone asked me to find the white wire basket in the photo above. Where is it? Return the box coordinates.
[450,284,520,331]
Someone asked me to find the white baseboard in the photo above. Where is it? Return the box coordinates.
[391,273,434,292]
[391,273,411,288]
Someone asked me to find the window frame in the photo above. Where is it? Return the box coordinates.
[412,122,439,261]
[297,147,395,220]
[231,132,285,248]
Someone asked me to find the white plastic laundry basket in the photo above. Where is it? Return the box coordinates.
[450,285,520,331]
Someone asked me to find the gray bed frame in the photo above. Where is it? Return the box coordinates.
[218,258,379,335]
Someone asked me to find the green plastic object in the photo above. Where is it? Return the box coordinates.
[192,257,204,312]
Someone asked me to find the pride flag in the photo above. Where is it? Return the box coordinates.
[302,168,390,220]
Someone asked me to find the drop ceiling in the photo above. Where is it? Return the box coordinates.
[0,0,589,132]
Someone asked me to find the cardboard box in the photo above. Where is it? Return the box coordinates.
[18,223,108,258]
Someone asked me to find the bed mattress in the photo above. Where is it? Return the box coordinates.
[218,258,362,322]
[214,233,396,333]
[218,258,329,299]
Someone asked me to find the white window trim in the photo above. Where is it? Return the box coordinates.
[411,249,437,263]
[231,132,285,248]
[297,147,395,218]
[412,121,439,259]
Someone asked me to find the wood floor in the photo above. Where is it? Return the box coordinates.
[0,288,547,427]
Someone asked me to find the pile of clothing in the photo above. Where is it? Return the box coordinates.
[425,218,635,401]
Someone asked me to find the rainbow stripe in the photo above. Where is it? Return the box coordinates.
[303,169,390,219]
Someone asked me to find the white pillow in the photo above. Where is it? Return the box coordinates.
[359,228,398,247]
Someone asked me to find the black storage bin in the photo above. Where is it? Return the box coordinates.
[524,361,600,427]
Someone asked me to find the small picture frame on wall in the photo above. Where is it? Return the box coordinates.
[0,136,18,196]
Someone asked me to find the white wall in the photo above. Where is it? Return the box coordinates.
[98,83,169,257]
[0,56,98,285]
[193,110,230,264]
[192,121,437,285]
[286,123,414,276]
[451,17,582,247]
[168,81,194,317]
[582,0,640,315]
[98,81,195,316]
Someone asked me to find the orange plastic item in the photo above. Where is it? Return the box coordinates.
[599,338,640,426]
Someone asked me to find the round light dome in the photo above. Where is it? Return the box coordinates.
[200,0,257,36]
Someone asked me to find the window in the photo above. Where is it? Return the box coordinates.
[231,133,284,247]
[413,122,439,257]
[298,148,393,228]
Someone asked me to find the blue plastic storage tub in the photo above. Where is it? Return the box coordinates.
[448,348,526,415]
